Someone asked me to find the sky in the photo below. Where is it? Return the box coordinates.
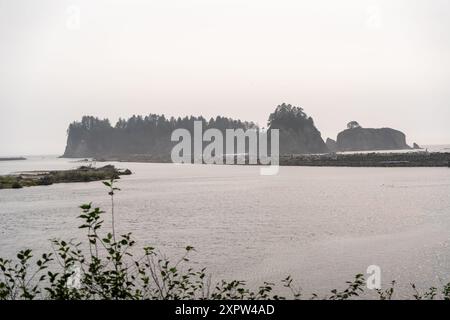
[0,0,449,156]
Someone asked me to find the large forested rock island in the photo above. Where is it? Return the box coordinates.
[63,103,329,159]
[63,114,257,161]
[336,121,411,152]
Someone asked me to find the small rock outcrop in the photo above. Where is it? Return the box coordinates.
[413,142,421,149]
[326,138,338,153]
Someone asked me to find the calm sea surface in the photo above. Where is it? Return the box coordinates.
[1,150,450,297]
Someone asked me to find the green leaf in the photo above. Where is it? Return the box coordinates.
[80,203,92,210]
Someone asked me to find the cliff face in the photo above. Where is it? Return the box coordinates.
[268,104,329,154]
[63,117,116,158]
[336,127,410,152]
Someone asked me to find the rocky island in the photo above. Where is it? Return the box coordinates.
[0,165,132,190]
[335,121,410,152]
[267,103,329,154]
[62,103,330,159]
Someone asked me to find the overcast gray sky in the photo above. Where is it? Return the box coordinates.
[1,0,449,156]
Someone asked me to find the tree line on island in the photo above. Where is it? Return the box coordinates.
[63,103,415,160]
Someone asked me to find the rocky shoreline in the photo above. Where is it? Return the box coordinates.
[88,151,450,167]
[279,152,450,167]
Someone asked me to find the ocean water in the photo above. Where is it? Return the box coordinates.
[1,152,450,297]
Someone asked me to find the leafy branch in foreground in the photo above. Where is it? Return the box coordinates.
[1,180,450,300]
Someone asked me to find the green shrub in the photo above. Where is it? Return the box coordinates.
[11,181,22,189]
[37,176,53,186]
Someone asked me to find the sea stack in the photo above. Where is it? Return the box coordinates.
[268,103,329,154]
[336,122,411,152]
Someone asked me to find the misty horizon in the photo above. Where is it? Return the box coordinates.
[1,0,450,156]
[1,108,448,158]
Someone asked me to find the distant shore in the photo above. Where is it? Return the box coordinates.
[83,151,450,168]
[0,157,26,161]
[279,152,450,167]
